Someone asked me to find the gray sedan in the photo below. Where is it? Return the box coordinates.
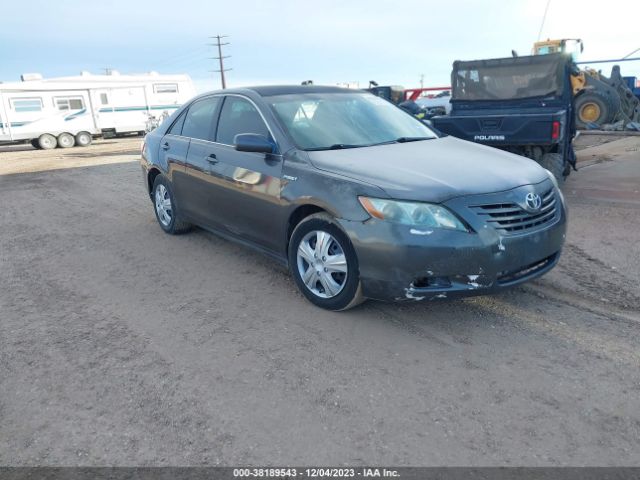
[141,85,566,310]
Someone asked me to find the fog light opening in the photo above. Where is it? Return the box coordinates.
[413,276,451,289]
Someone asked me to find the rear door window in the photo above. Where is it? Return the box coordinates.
[181,97,221,141]
[167,110,187,136]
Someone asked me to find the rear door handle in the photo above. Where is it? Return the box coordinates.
[161,142,170,150]
[206,153,218,164]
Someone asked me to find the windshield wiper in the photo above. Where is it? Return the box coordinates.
[306,144,362,151]
[395,136,434,143]
[367,137,435,147]
[307,138,434,151]
[328,143,361,149]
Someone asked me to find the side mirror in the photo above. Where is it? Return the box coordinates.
[234,133,274,154]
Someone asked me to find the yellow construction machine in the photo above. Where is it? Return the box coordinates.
[533,38,640,128]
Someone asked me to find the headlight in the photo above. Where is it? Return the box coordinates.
[358,197,467,231]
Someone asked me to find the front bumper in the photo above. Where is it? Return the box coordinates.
[339,184,567,302]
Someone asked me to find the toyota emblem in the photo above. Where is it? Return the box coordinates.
[525,192,542,211]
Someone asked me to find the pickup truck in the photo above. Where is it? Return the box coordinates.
[432,53,576,182]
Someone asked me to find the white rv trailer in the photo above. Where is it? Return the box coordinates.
[0,71,196,149]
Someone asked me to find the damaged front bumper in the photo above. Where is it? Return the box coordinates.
[338,186,567,302]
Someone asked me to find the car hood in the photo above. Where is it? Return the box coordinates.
[307,136,549,203]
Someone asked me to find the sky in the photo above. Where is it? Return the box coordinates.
[1,0,638,93]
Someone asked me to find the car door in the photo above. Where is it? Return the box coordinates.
[158,109,190,196]
[208,95,284,252]
[178,95,223,225]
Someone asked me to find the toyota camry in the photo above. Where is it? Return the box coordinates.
[140,86,566,310]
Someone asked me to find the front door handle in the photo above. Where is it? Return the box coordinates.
[206,153,218,164]
[161,142,170,151]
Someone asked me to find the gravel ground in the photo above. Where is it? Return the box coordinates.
[0,138,639,466]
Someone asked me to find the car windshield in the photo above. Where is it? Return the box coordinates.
[268,92,437,150]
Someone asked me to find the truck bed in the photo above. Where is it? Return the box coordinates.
[432,109,568,147]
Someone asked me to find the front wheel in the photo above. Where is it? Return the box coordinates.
[152,175,192,234]
[288,213,364,311]
[575,92,613,128]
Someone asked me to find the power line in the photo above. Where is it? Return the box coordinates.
[150,47,209,70]
[537,0,552,41]
[208,35,232,89]
[622,47,640,59]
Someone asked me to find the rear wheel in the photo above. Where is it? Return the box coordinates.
[57,132,75,148]
[539,152,565,184]
[75,131,92,147]
[288,213,364,311]
[37,133,57,150]
[575,92,612,128]
[152,175,192,234]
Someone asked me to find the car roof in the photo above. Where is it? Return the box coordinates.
[249,85,356,96]
[202,85,359,97]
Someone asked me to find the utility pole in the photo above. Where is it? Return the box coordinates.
[208,35,231,89]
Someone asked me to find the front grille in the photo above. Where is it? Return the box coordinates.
[470,188,557,234]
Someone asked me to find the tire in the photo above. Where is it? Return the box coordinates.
[152,175,192,234]
[37,133,57,150]
[57,132,75,148]
[575,92,612,128]
[539,152,565,184]
[288,213,364,311]
[75,131,92,147]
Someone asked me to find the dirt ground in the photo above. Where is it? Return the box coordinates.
[1,136,639,466]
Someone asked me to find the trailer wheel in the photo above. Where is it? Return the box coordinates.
[57,132,75,148]
[539,153,565,184]
[75,131,92,147]
[38,134,57,150]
